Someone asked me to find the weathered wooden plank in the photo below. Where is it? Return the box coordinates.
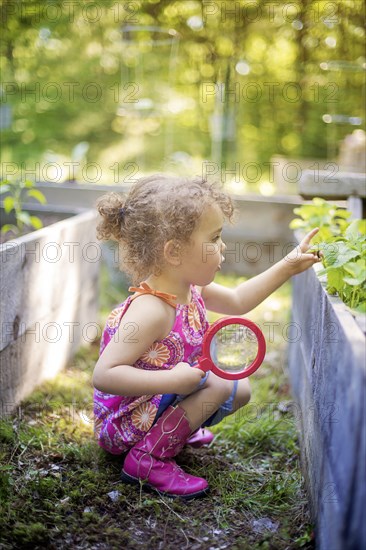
[288,338,326,518]
[289,262,366,550]
[0,279,98,416]
[271,155,338,192]
[0,210,99,351]
[2,181,305,215]
[300,170,366,199]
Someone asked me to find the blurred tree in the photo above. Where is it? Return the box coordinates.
[0,0,364,186]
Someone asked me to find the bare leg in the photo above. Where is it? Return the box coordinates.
[179,376,252,432]
[232,378,251,412]
[178,372,234,432]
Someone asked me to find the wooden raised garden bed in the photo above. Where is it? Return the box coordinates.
[288,262,365,550]
[0,209,100,415]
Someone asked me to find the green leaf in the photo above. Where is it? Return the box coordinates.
[345,219,366,241]
[343,259,366,283]
[358,219,366,236]
[3,196,15,213]
[343,276,364,286]
[326,268,345,294]
[27,189,47,205]
[323,241,359,268]
[0,224,19,235]
[334,218,350,234]
[333,209,351,220]
[289,218,306,229]
[292,205,324,222]
[353,302,366,314]
[17,211,32,225]
[352,239,366,255]
[29,216,43,230]
[315,228,333,242]
[24,180,34,188]
[312,197,327,206]
[321,242,338,266]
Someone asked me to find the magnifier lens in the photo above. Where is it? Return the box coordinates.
[209,324,259,373]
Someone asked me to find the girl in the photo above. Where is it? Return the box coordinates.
[93,174,320,499]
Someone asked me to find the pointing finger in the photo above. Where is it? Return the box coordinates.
[304,227,319,242]
[300,227,319,249]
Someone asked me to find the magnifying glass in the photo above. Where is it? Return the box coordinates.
[195,317,266,380]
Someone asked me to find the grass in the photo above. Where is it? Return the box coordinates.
[0,269,315,549]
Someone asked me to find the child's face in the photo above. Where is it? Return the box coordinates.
[180,203,226,287]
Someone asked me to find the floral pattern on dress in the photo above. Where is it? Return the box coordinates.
[135,332,184,371]
[99,426,115,453]
[188,302,202,332]
[181,290,208,345]
[141,342,170,367]
[132,402,158,431]
[93,285,208,454]
[94,415,103,438]
[94,389,121,401]
[106,306,126,329]
[113,428,132,452]
[94,398,113,420]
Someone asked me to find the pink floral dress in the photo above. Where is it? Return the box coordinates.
[94,283,208,454]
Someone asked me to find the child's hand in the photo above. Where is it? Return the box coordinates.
[169,362,206,394]
[284,227,322,276]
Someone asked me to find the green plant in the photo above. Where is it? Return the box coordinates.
[290,198,366,312]
[290,197,351,242]
[318,219,366,311]
[0,179,47,237]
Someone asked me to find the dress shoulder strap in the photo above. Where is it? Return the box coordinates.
[128,282,177,309]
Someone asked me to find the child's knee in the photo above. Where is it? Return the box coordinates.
[205,373,233,404]
[233,379,251,411]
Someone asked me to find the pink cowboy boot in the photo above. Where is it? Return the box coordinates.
[186,428,214,448]
[121,405,209,499]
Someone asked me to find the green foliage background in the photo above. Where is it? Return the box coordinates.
[1,0,365,184]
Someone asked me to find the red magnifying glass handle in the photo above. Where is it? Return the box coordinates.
[196,357,212,373]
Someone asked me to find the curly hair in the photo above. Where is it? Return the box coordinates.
[96,174,234,284]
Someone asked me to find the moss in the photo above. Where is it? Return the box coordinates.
[12,521,49,547]
[0,420,16,445]
[0,466,14,500]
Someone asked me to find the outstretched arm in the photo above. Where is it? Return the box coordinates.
[201,228,321,315]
